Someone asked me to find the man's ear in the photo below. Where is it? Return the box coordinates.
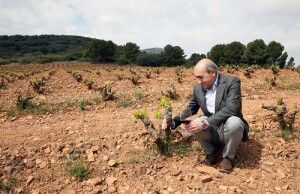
[208,69,214,75]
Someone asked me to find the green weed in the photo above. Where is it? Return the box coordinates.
[65,160,89,181]
[79,98,87,111]
[133,109,148,119]
[117,98,134,108]
[281,130,293,141]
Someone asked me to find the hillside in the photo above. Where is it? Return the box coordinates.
[0,62,299,193]
[0,35,94,63]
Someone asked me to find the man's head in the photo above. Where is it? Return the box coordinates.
[194,58,219,89]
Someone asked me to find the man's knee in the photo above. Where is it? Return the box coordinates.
[224,116,244,135]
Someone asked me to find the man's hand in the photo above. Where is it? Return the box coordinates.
[185,118,209,134]
[161,118,169,130]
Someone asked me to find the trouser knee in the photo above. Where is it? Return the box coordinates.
[224,116,244,136]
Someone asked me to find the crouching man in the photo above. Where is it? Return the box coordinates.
[162,58,248,173]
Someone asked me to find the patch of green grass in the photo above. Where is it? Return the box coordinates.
[78,98,87,111]
[57,100,77,111]
[0,178,17,193]
[134,91,146,101]
[160,137,172,155]
[173,142,189,156]
[117,98,134,108]
[6,101,51,117]
[92,96,101,104]
[0,182,11,193]
[30,101,50,114]
[281,130,293,141]
[191,142,202,152]
[6,109,17,117]
[65,160,89,181]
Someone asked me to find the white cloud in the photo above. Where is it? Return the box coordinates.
[0,0,299,63]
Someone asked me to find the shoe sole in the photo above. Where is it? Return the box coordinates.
[218,168,232,173]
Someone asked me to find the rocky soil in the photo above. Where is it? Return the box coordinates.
[0,62,299,193]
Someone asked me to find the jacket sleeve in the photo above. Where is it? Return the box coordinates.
[172,86,200,129]
[206,77,242,130]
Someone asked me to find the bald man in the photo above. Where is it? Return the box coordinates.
[162,58,249,173]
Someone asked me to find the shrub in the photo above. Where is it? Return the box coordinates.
[162,84,179,100]
[115,73,124,81]
[271,65,279,75]
[83,78,94,90]
[30,77,45,94]
[78,98,87,111]
[65,160,89,181]
[73,73,83,82]
[145,70,152,79]
[243,68,254,78]
[0,78,7,89]
[154,68,161,74]
[129,71,141,85]
[17,94,34,110]
[265,76,277,87]
[262,98,299,140]
[175,67,183,83]
[98,85,115,101]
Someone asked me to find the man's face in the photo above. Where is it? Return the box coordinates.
[194,67,216,89]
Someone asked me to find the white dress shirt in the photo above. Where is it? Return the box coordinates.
[205,74,219,114]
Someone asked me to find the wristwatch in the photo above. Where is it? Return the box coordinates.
[201,120,209,130]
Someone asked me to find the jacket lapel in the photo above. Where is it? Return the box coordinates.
[199,87,208,113]
[215,74,226,112]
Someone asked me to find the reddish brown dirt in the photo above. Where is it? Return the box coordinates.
[0,62,299,193]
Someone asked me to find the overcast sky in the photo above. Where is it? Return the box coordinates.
[0,0,299,63]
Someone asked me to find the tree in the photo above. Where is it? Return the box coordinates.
[277,52,288,68]
[186,53,206,66]
[117,42,140,64]
[85,39,117,62]
[207,44,226,66]
[223,41,245,65]
[266,41,284,65]
[161,44,186,66]
[242,39,267,66]
[287,57,295,68]
[136,53,163,67]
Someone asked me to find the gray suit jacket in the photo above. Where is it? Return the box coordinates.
[173,73,249,141]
